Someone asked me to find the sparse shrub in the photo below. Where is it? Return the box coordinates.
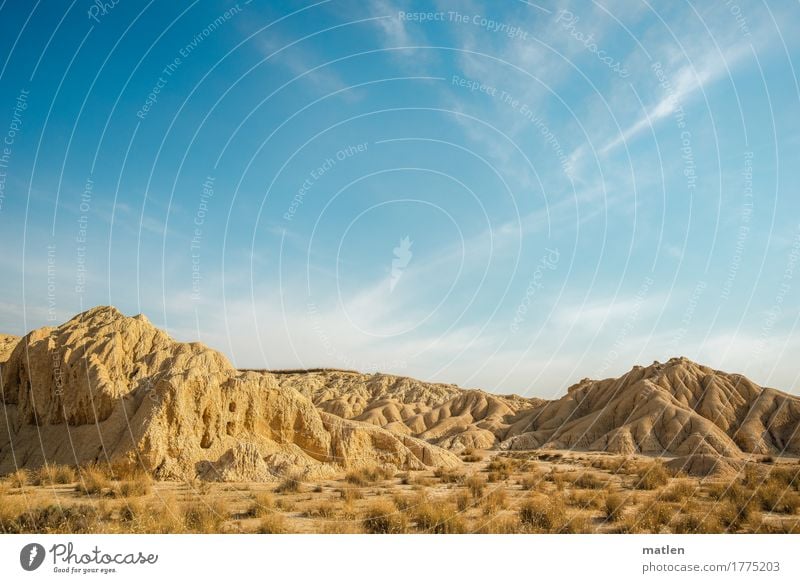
[434,467,466,484]
[304,501,338,519]
[182,501,226,533]
[658,480,697,502]
[518,494,567,532]
[671,507,722,534]
[473,513,521,534]
[258,513,288,534]
[634,462,670,490]
[275,472,303,494]
[604,492,627,522]
[573,472,606,490]
[486,457,516,482]
[755,482,800,514]
[566,489,604,510]
[482,487,508,515]
[248,492,275,518]
[345,465,394,486]
[717,499,758,531]
[393,493,414,511]
[462,448,483,463]
[12,504,100,534]
[637,501,674,533]
[562,512,592,533]
[338,485,363,503]
[34,464,76,486]
[362,500,407,534]
[546,470,567,490]
[452,491,472,512]
[115,474,152,498]
[413,500,466,534]
[75,466,110,496]
[7,469,29,489]
[519,469,545,491]
[466,475,486,499]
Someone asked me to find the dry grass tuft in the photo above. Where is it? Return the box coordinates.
[434,467,466,484]
[362,500,407,534]
[7,469,29,489]
[633,462,670,490]
[345,465,394,486]
[466,475,486,499]
[518,494,568,532]
[258,513,288,534]
[182,500,227,533]
[75,466,110,496]
[34,464,76,486]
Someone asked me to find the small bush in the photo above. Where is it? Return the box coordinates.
[75,467,110,496]
[337,486,363,503]
[362,500,407,534]
[519,471,545,491]
[34,464,76,486]
[304,501,338,519]
[634,462,670,490]
[434,467,466,484]
[482,487,508,515]
[466,475,486,499]
[115,475,152,498]
[182,501,226,533]
[275,472,303,494]
[658,480,697,502]
[473,514,521,533]
[573,472,606,490]
[519,494,568,532]
[345,465,394,486]
[248,492,275,518]
[604,492,627,522]
[671,508,722,534]
[7,469,29,489]
[258,513,288,534]
[413,500,466,534]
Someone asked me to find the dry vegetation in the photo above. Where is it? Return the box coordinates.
[1,452,799,534]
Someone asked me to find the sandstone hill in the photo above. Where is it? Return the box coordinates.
[1,307,799,480]
[0,307,458,481]
[274,370,542,450]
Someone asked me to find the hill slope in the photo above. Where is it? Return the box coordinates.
[0,307,458,480]
[1,307,799,480]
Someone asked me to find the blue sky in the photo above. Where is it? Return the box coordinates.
[1,0,799,397]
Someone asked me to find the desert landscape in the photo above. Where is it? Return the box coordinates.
[1,306,799,534]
